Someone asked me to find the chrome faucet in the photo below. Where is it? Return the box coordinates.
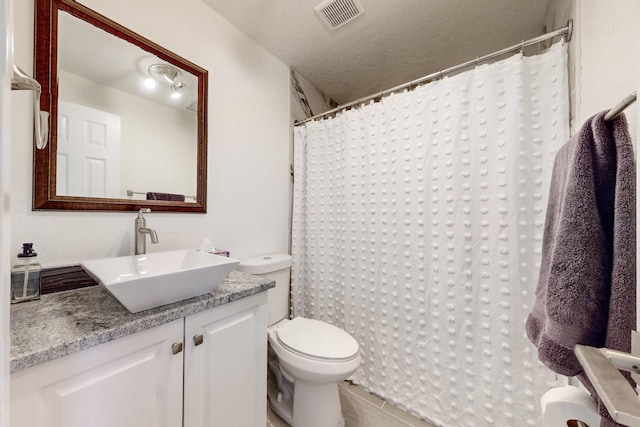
[134,208,159,255]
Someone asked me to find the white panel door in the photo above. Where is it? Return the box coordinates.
[57,100,121,198]
[10,319,184,427]
[184,293,268,427]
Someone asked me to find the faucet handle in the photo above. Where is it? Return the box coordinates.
[137,208,151,218]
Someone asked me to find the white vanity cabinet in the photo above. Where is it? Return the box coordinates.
[10,318,185,427]
[10,292,268,427]
[184,292,268,427]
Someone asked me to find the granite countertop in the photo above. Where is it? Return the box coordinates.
[10,271,274,374]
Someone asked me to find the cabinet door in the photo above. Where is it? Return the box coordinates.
[184,292,268,427]
[11,319,184,427]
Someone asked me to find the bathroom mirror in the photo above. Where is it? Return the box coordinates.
[33,0,208,212]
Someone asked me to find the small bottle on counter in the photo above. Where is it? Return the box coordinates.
[11,243,42,303]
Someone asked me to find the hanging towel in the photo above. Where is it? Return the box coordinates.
[525,111,636,426]
[146,192,185,202]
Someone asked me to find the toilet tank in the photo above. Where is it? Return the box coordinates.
[237,254,292,326]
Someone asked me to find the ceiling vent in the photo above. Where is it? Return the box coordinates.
[314,0,365,31]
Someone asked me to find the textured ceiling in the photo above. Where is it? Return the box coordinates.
[201,0,554,105]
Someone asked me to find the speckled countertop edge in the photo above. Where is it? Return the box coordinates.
[10,271,274,373]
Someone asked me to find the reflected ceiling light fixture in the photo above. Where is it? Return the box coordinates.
[149,63,182,86]
[147,63,185,98]
[144,78,156,89]
[170,86,182,99]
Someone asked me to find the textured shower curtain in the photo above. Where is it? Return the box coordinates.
[292,43,569,427]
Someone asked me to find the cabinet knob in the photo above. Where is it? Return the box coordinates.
[193,334,204,346]
[172,342,183,355]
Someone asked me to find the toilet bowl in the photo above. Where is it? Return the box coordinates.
[237,254,361,427]
[268,317,360,427]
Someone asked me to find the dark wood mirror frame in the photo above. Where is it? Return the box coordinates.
[33,0,208,212]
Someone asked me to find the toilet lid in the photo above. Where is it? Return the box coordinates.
[276,317,359,361]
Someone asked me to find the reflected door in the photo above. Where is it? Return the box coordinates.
[57,101,121,198]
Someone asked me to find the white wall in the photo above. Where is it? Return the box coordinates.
[577,0,638,138]
[546,0,638,137]
[0,0,12,424]
[11,0,291,266]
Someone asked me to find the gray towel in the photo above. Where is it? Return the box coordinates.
[525,111,636,426]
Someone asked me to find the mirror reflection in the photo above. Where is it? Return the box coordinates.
[33,0,207,212]
[57,11,198,202]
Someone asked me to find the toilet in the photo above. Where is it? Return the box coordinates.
[237,254,361,427]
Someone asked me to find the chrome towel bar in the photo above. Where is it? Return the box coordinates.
[604,91,637,121]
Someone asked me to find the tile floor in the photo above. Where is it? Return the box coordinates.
[267,381,436,427]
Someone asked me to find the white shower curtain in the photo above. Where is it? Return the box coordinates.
[292,43,569,427]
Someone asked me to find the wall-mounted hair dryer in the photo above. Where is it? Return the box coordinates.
[11,65,49,149]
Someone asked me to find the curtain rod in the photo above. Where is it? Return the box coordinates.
[295,19,574,126]
[604,91,637,121]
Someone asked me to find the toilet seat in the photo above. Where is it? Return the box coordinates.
[276,317,359,362]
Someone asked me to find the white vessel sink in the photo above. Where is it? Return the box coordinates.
[81,250,239,313]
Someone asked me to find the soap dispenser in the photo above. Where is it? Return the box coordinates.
[11,243,42,303]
